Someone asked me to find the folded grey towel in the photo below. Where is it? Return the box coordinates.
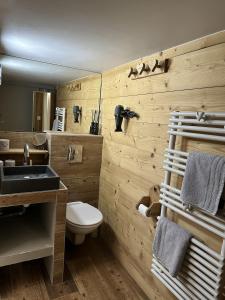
[153,217,192,277]
[181,152,225,215]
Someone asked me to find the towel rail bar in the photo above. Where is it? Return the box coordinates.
[180,270,218,297]
[161,182,181,194]
[184,256,220,281]
[160,191,225,231]
[168,130,225,142]
[153,258,200,299]
[160,194,184,209]
[192,210,225,229]
[182,264,218,289]
[153,257,220,299]
[165,153,187,163]
[169,124,225,134]
[160,189,182,201]
[152,111,225,299]
[191,238,224,261]
[187,250,221,272]
[159,199,225,238]
[152,268,197,300]
[184,257,220,282]
[178,273,216,300]
[166,148,189,157]
[153,259,212,300]
[169,118,225,126]
[189,245,223,268]
[171,112,225,118]
[161,187,225,230]
[163,165,185,176]
[163,160,186,170]
[152,268,190,300]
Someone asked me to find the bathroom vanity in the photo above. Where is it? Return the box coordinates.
[0,182,67,284]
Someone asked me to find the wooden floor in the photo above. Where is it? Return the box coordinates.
[0,237,149,300]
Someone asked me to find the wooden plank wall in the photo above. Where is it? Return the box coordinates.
[98,30,225,299]
[0,131,48,165]
[48,133,103,207]
[0,131,42,148]
[56,74,101,134]
[56,31,225,299]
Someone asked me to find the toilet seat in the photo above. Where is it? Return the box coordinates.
[66,202,103,226]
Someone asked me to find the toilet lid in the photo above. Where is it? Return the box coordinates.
[66,202,103,226]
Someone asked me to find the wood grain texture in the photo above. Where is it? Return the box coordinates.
[49,31,225,300]
[98,30,225,299]
[102,42,225,99]
[0,183,68,285]
[56,74,101,134]
[0,238,148,300]
[0,132,49,165]
[0,131,45,148]
[48,133,103,206]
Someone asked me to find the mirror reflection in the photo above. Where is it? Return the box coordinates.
[0,55,100,132]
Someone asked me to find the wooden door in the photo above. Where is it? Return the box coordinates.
[33,92,44,132]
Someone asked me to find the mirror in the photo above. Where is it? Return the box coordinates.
[0,54,101,132]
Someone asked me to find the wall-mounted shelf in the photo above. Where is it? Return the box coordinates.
[0,148,49,165]
[0,149,48,155]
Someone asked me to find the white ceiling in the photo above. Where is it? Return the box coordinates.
[0,0,225,84]
[0,55,95,86]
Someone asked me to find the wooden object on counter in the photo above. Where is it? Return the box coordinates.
[0,139,9,151]
[4,159,15,167]
[0,181,68,284]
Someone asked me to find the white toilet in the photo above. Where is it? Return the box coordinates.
[66,201,103,245]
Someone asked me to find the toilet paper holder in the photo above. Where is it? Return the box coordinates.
[136,185,161,217]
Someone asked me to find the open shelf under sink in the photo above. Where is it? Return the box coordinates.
[0,206,54,267]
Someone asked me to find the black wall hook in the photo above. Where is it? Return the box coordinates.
[114,105,139,132]
[73,106,82,123]
[152,58,169,73]
[152,59,161,72]
[128,67,138,78]
[139,63,150,75]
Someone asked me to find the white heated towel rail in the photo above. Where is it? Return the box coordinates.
[55,107,66,132]
[152,111,225,300]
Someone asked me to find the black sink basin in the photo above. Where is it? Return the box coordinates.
[0,165,60,194]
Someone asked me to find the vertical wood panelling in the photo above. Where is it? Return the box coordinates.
[55,31,225,299]
[99,30,225,300]
[48,133,103,207]
[56,75,101,134]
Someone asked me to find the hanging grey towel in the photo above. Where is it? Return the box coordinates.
[153,217,192,277]
[181,152,225,215]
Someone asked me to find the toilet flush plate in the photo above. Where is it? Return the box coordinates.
[67,144,83,163]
